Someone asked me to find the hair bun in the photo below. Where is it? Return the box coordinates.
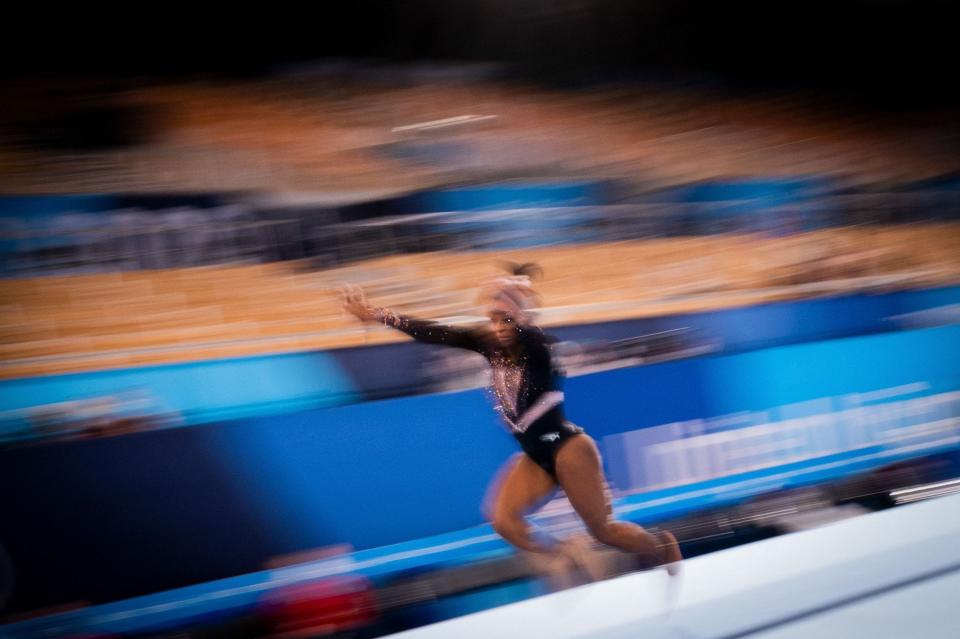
[500,261,543,280]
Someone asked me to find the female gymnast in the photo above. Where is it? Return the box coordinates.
[340,263,682,577]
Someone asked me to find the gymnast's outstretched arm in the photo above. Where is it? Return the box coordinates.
[340,285,483,351]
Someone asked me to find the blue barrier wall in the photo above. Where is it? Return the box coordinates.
[0,390,516,610]
[1,324,957,611]
[0,350,359,439]
[591,325,960,491]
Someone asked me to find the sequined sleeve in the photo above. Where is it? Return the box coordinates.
[374,308,484,351]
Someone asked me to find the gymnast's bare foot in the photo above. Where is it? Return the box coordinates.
[558,533,607,582]
[655,530,683,577]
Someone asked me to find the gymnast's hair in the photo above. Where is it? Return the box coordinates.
[500,261,543,280]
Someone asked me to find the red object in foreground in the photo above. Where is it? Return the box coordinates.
[258,575,378,637]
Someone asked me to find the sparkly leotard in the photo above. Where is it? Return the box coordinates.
[376,309,583,476]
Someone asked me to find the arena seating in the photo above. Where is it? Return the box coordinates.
[2,224,957,378]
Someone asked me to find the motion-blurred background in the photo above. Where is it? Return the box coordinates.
[1,2,958,637]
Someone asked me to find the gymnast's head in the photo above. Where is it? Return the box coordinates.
[481,262,542,347]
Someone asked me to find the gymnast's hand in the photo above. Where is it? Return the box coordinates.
[338,285,376,323]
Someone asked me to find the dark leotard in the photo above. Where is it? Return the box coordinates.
[376,309,583,478]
